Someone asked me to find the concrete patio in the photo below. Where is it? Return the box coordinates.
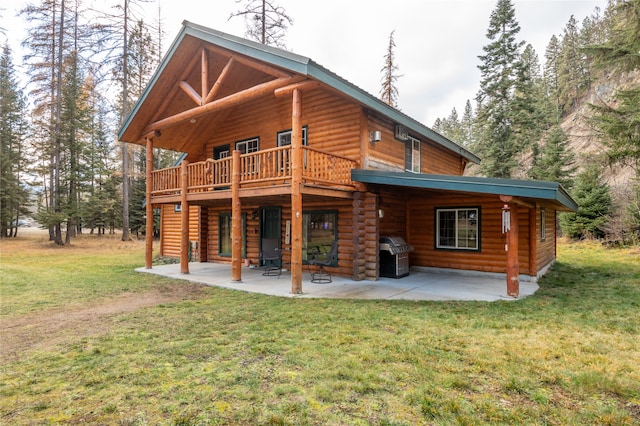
[137,262,539,302]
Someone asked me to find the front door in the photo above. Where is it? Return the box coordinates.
[260,206,281,267]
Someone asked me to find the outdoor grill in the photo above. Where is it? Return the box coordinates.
[379,236,414,278]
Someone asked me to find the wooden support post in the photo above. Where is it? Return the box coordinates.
[529,206,537,278]
[201,48,208,103]
[180,160,190,274]
[231,150,242,282]
[145,137,154,269]
[290,88,303,294]
[506,203,520,297]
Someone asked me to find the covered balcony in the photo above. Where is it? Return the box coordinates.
[150,146,358,204]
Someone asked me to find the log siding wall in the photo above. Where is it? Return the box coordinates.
[202,199,359,278]
[404,192,536,275]
[160,205,201,259]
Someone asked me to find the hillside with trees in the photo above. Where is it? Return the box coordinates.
[433,0,639,244]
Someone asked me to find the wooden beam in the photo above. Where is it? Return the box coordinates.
[500,194,535,209]
[145,137,154,269]
[179,80,203,106]
[141,76,299,136]
[203,44,290,78]
[180,160,190,274]
[231,150,242,282]
[359,108,369,170]
[201,48,208,103]
[506,203,520,297]
[204,57,235,104]
[529,205,537,278]
[290,88,303,294]
[274,80,321,97]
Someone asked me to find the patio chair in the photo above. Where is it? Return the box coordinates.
[260,238,281,277]
[309,240,338,283]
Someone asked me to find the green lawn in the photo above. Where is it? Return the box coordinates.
[1,233,639,425]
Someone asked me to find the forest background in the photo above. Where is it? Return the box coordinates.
[1,0,638,244]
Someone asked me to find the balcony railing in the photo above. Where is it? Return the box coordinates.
[150,146,357,196]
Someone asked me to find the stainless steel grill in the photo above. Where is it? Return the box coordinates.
[379,236,413,278]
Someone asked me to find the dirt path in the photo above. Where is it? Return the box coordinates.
[0,283,208,362]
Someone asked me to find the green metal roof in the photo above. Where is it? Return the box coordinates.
[351,170,578,212]
[118,21,480,164]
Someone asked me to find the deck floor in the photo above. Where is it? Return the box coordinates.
[137,262,539,301]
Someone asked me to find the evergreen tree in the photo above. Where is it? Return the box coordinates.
[380,30,401,108]
[587,0,640,176]
[560,165,612,239]
[474,0,525,178]
[0,44,30,238]
[511,44,548,153]
[544,34,562,119]
[229,0,293,47]
[460,100,475,147]
[528,124,576,189]
[557,15,588,113]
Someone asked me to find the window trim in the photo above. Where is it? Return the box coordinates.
[540,208,546,242]
[235,136,260,154]
[405,136,421,173]
[218,212,247,258]
[277,125,308,147]
[434,206,481,251]
[302,209,338,266]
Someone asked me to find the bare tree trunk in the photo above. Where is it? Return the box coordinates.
[121,0,131,241]
[53,0,65,246]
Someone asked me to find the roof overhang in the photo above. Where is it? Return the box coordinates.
[118,21,480,164]
[352,170,578,212]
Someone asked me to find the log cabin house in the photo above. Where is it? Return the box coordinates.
[118,22,578,297]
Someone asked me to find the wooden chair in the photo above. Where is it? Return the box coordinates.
[260,238,281,277]
[309,240,338,283]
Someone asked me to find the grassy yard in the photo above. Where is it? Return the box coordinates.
[1,232,639,425]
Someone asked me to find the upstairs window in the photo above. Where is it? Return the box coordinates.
[405,136,420,173]
[235,137,259,154]
[277,126,308,146]
[436,207,480,251]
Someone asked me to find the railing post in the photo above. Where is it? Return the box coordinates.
[180,160,190,274]
[231,150,242,282]
[145,137,154,269]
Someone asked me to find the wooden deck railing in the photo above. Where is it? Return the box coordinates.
[150,146,357,196]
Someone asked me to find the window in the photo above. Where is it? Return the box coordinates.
[174,204,182,212]
[436,207,479,250]
[235,137,259,154]
[405,136,420,173]
[302,210,337,264]
[277,126,308,146]
[219,212,246,257]
[540,208,546,241]
[213,144,230,159]
[277,127,308,171]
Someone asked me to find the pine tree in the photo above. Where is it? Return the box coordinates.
[544,34,562,119]
[380,30,401,108]
[557,15,588,113]
[528,124,576,189]
[460,100,475,147]
[474,0,525,178]
[229,0,293,47]
[0,44,30,238]
[511,44,548,153]
[560,165,612,239]
[587,0,640,176]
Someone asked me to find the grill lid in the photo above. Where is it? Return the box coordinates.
[379,236,414,255]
